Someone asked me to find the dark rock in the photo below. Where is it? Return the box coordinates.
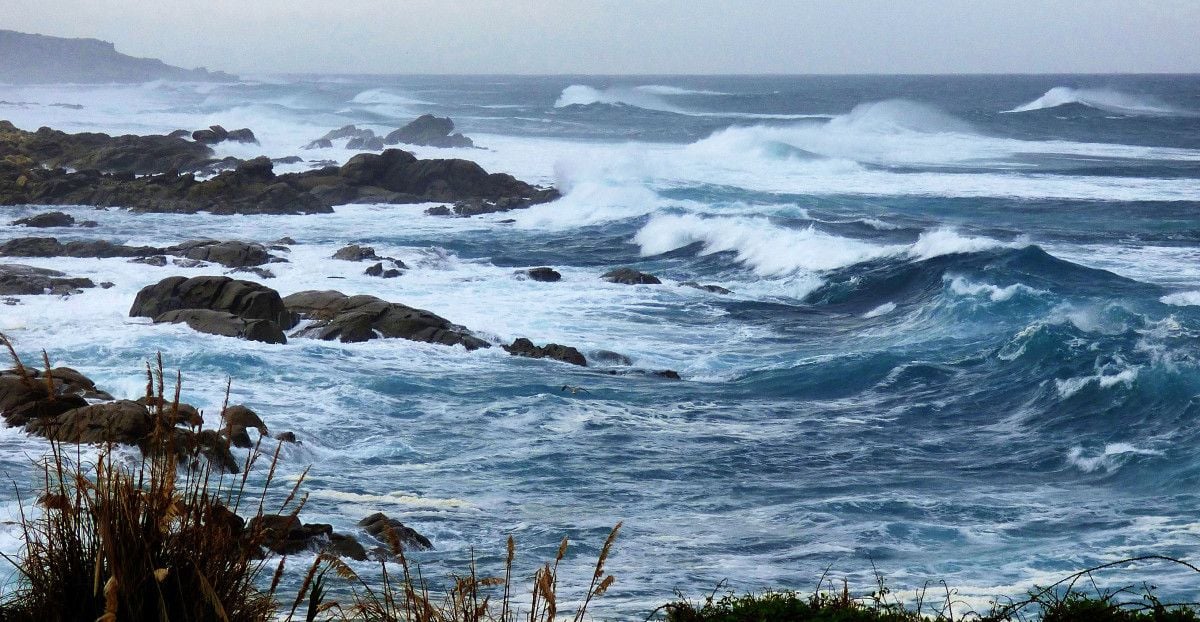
[154,308,288,344]
[131,255,168,267]
[78,220,99,228]
[136,395,203,426]
[655,370,682,380]
[183,428,241,474]
[332,244,379,262]
[12,211,74,227]
[223,404,267,434]
[274,237,297,245]
[234,266,275,279]
[166,240,276,268]
[0,236,155,258]
[130,275,297,332]
[0,264,93,295]
[303,138,333,150]
[681,281,731,295]
[192,125,229,144]
[503,337,587,366]
[328,533,368,561]
[590,350,632,366]
[359,512,433,551]
[424,205,452,216]
[28,400,152,445]
[167,129,191,139]
[523,267,561,282]
[602,267,661,285]
[272,156,302,165]
[382,269,402,278]
[364,262,383,276]
[275,431,297,443]
[383,115,474,148]
[225,128,258,144]
[283,290,488,349]
[346,134,384,151]
[172,258,207,268]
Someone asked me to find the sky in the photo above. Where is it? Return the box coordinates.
[2,0,1199,75]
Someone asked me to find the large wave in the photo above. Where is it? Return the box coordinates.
[553,84,827,120]
[1005,87,1186,116]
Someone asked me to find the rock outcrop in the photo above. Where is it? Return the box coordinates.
[503,338,587,366]
[522,267,562,282]
[383,115,473,148]
[130,276,296,344]
[1,122,558,215]
[0,264,94,295]
[11,210,75,227]
[359,512,433,551]
[0,236,283,269]
[283,290,488,349]
[602,267,662,285]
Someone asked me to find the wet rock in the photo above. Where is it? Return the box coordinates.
[503,337,587,367]
[99,281,114,289]
[234,266,275,279]
[130,276,297,334]
[0,264,94,295]
[192,125,228,144]
[590,350,632,366]
[28,400,152,445]
[154,308,288,344]
[346,134,384,151]
[655,370,682,380]
[273,156,303,165]
[131,255,168,267]
[225,128,258,144]
[223,404,267,434]
[275,431,298,443]
[602,267,661,285]
[283,290,488,349]
[523,267,561,282]
[359,512,433,551]
[0,236,156,258]
[172,258,207,268]
[682,281,731,295]
[274,236,297,245]
[12,211,74,227]
[383,115,474,148]
[303,138,333,150]
[328,533,368,561]
[424,205,452,216]
[166,240,277,268]
[136,395,203,426]
[333,244,380,262]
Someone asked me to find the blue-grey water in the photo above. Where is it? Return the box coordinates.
[3,74,1200,616]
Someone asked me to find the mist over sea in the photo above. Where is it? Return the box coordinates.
[4,74,1200,615]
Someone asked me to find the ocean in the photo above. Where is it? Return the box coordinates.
[3,74,1200,616]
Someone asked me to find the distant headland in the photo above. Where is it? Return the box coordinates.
[0,29,235,84]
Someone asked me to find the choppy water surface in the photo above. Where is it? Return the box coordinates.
[3,74,1200,616]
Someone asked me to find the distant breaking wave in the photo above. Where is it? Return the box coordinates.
[554,84,828,119]
[1005,87,1186,116]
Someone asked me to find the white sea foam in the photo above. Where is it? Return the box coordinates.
[1056,366,1139,398]
[1007,87,1187,116]
[948,277,1041,302]
[1161,291,1200,306]
[863,302,897,318]
[1067,442,1161,473]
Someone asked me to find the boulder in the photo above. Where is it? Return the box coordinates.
[332,244,380,262]
[192,125,229,144]
[359,512,433,551]
[0,236,155,259]
[503,337,587,367]
[303,138,333,150]
[166,240,277,268]
[131,255,168,267]
[136,395,203,427]
[523,267,561,282]
[11,211,74,227]
[154,308,288,344]
[130,276,297,332]
[602,267,661,285]
[590,350,633,366]
[383,115,474,148]
[682,281,731,295]
[28,400,152,445]
[0,264,94,295]
[346,134,384,151]
[225,128,258,144]
[283,290,488,349]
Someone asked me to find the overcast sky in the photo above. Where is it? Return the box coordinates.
[3,0,1199,75]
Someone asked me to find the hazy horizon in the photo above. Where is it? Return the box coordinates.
[2,0,1198,76]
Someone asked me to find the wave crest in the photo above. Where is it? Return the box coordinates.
[1006,87,1185,116]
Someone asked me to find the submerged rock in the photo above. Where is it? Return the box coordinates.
[523,267,562,282]
[0,264,93,295]
[283,290,488,349]
[602,267,661,285]
[503,337,587,366]
[682,281,731,295]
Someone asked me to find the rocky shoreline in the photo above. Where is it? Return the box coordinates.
[0,119,558,215]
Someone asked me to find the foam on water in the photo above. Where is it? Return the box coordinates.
[1007,86,1189,116]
